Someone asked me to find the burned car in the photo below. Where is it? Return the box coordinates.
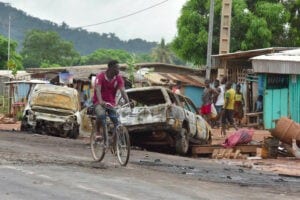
[21,84,81,139]
[118,86,211,155]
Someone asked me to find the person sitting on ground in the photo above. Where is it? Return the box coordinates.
[92,60,130,140]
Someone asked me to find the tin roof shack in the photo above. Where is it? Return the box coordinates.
[4,80,49,119]
[211,48,292,119]
[143,72,205,108]
[0,71,31,116]
[251,48,300,129]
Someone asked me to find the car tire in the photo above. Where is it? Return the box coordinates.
[175,128,189,155]
[20,119,29,132]
[68,125,79,139]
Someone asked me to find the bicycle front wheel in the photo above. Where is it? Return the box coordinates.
[90,121,106,162]
[115,125,130,166]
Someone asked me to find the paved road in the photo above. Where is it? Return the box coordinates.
[0,131,299,200]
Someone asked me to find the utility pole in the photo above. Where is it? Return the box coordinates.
[7,15,11,67]
[206,0,214,80]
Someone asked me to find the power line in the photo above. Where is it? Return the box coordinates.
[76,0,169,28]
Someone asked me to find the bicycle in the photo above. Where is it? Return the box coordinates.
[89,103,131,166]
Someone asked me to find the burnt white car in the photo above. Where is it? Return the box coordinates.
[118,86,211,155]
[21,84,81,139]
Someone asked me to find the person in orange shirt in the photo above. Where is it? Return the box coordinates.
[221,81,238,136]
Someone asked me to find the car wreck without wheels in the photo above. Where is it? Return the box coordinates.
[21,84,81,139]
[118,86,212,155]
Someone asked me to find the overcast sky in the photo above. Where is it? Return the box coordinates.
[4,0,187,42]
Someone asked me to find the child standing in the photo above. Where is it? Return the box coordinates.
[234,84,244,126]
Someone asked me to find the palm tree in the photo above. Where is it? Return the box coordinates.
[151,38,173,64]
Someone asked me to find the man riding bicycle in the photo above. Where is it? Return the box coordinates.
[92,60,130,140]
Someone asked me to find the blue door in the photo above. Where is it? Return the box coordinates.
[289,75,300,123]
[263,74,289,129]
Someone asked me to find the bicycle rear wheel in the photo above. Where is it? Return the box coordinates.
[90,121,106,161]
[115,125,130,166]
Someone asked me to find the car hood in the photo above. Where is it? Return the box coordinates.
[30,92,79,112]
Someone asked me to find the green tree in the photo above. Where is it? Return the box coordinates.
[126,55,137,87]
[21,30,80,68]
[0,34,22,70]
[172,0,294,65]
[81,49,132,65]
[151,38,173,63]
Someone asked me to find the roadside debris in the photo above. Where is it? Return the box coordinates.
[0,114,16,124]
[222,128,254,148]
[269,117,300,159]
[270,117,300,145]
[292,139,300,159]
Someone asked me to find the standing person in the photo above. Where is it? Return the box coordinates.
[234,84,245,126]
[255,95,263,112]
[93,60,130,140]
[172,81,182,94]
[214,77,227,127]
[200,79,218,123]
[221,81,238,136]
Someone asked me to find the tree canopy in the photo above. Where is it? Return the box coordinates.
[172,0,298,65]
[0,34,22,70]
[21,30,80,68]
[81,49,133,65]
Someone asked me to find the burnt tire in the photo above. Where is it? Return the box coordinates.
[20,119,29,132]
[175,128,189,155]
[68,126,79,139]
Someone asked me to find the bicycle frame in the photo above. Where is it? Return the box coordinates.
[90,103,131,166]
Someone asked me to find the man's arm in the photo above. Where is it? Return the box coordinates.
[95,85,104,105]
[120,87,130,104]
[224,92,229,109]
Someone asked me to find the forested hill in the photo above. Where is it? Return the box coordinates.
[0,2,157,55]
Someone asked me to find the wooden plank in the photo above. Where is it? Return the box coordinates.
[191,144,261,155]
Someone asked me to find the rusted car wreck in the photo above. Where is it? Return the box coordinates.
[118,86,211,155]
[21,84,81,139]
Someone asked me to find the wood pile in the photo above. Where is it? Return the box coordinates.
[0,114,16,124]
[212,149,248,159]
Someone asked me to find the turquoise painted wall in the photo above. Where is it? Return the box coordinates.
[184,86,204,109]
[263,74,289,129]
[289,75,300,123]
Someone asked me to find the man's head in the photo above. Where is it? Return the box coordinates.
[107,60,120,77]
[221,76,228,84]
[225,81,232,90]
[214,79,220,88]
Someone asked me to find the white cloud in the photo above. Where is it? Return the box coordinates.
[4,0,187,42]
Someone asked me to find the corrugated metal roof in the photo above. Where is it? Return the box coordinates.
[144,72,205,87]
[26,63,202,82]
[251,48,300,74]
[212,47,292,59]
[0,70,30,79]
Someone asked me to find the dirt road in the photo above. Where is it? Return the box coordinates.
[0,130,299,200]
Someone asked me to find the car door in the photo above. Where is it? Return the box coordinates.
[178,95,197,137]
[185,97,210,141]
